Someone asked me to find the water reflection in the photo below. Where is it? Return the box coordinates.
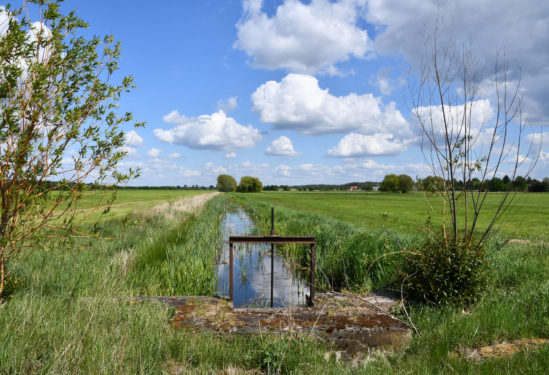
[216,209,308,308]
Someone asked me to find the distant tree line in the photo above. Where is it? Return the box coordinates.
[42,175,548,193]
[263,181,379,191]
[417,175,549,193]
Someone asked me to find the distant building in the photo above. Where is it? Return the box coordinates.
[372,186,380,191]
[349,185,358,191]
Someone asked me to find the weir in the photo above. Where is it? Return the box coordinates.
[164,207,413,356]
[216,208,312,308]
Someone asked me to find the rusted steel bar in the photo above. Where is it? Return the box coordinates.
[229,242,234,302]
[270,243,274,308]
[229,235,315,244]
[270,207,275,236]
[308,243,316,307]
[270,207,275,307]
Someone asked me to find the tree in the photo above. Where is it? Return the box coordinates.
[379,174,399,192]
[237,176,262,192]
[419,175,445,192]
[403,19,538,304]
[0,1,141,297]
[398,174,414,193]
[409,22,537,246]
[512,176,527,191]
[216,174,237,192]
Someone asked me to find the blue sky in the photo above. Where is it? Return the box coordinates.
[46,0,549,186]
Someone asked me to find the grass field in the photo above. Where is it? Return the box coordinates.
[247,191,549,240]
[0,190,547,374]
[58,189,209,223]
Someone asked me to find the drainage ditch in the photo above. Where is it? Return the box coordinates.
[216,208,308,308]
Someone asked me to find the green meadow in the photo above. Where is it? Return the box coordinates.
[247,191,549,240]
[0,190,547,374]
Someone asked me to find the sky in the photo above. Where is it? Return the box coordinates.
[13,0,549,186]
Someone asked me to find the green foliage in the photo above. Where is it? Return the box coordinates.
[127,195,231,296]
[249,336,319,374]
[235,194,411,291]
[401,234,488,306]
[398,174,415,193]
[419,175,445,192]
[237,176,263,193]
[0,0,140,296]
[380,174,414,193]
[216,174,237,192]
[0,191,548,373]
[380,174,399,192]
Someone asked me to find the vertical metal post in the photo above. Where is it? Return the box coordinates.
[229,242,234,303]
[270,207,275,308]
[308,242,316,306]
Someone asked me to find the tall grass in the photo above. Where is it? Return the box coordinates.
[1,191,547,374]
[127,194,232,296]
[234,194,421,292]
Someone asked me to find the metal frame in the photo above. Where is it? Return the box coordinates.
[228,208,316,307]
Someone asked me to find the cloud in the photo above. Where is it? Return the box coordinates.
[266,136,301,156]
[252,73,412,138]
[154,110,262,151]
[327,133,410,157]
[272,160,430,182]
[225,152,237,159]
[365,0,549,125]
[179,167,201,177]
[372,66,401,95]
[217,96,238,112]
[119,145,137,157]
[235,0,372,75]
[525,132,549,150]
[412,99,494,136]
[167,152,181,159]
[124,130,144,147]
[204,161,227,175]
[147,148,162,158]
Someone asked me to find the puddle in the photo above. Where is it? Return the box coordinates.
[216,209,309,308]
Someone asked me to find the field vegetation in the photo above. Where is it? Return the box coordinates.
[245,191,549,240]
[0,190,547,374]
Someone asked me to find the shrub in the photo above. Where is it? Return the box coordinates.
[401,234,488,306]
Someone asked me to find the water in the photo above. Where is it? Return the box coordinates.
[216,209,309,308]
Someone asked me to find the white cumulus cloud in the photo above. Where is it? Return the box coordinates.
[235,0,372,75]
[217,96,238,113]
[252,73,412,138]
[327,133,410,157]
[266,136,301,156]
[525,132,549,150]
[365,0,549,125]
[124,130,144,147]
[167,152,181,159]
[225,152,237,159]
[147,148,162,158]
[154,110,262,151]
[119,146,137,157]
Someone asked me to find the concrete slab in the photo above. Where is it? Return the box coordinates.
[144,292,411,354]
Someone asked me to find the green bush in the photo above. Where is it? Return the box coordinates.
[401,234,488,306]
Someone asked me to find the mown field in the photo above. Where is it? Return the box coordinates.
[0,190,547,374]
